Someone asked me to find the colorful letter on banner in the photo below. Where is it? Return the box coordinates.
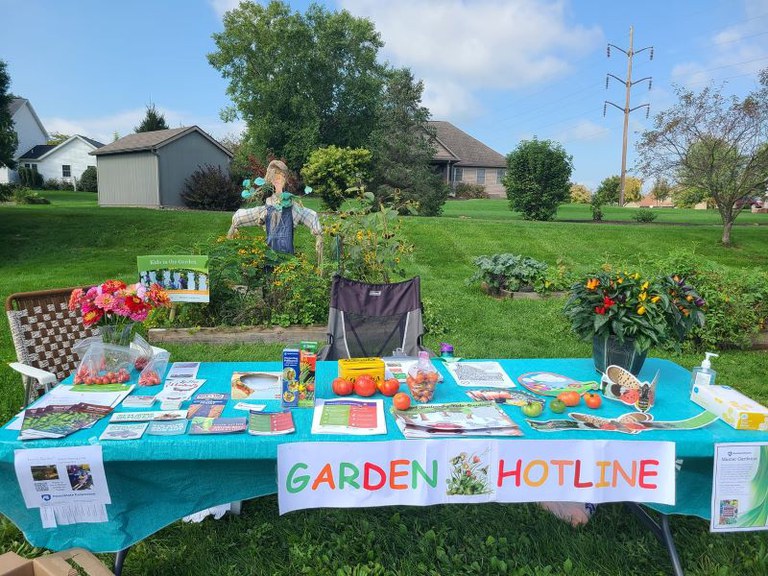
[277,439,675,514]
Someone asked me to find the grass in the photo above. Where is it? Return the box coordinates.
[2,191,768,574]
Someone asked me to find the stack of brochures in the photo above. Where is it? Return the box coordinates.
[19,403,114,440]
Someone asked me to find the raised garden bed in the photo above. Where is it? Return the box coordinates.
[148,325,327,345]
[481,283,567,300]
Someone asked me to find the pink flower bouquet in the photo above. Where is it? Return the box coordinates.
[69,279,171,328]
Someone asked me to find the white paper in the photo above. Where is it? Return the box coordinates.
[166,362,200,380]
[711,443,768,532]
[445,361,516,388]
[100,423,149,440]
[109,410,187,422]
[155,378,205,401]
[233,402,267,412]
[14,445,111,525]
[121,395,156,408]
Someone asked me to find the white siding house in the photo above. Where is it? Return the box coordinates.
[18,135,103,186]
[0,98,48,183]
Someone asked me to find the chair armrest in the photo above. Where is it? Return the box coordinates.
[9,362,58,386]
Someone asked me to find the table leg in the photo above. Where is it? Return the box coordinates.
[114,547,130,576]
[624,503,684,576]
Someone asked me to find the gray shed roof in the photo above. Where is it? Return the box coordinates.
[428,121,506,168]
[92,125,233,157]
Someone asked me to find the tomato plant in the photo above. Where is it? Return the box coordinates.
[393,393,411,410]
[583,392,602,409]
[354,375,377,397]
[556,390,581,407]
[332,377,354,396]
[379,378,400,397]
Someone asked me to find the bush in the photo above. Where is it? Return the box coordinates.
[79,166,98,192]
[13,188,50,204]
[301,146,372,212]
[43,178,62,190]
[632,208,658,223]
[180,164,242,211]
[468,254,548,293]
[17,167,43,188]
[0,182,20,201]
[453,182,489,199]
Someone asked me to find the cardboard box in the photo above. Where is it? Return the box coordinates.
[691,383,768,431]
[281,348,300,408]
[0,549,114,576]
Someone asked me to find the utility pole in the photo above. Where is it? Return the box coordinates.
[604,26,653,206]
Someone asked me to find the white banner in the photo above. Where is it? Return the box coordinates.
[278,440,675,514]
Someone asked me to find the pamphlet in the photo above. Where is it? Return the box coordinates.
[166,362,201,380]
[19,403,115,441]
[466,389,543,406]
[99,423,148,441]
[147,419,189,436]
[711,443,768,532]
[233,402,267,412]
[311,399,386,435]
[189,417,247,435]
[231,371,281,400]
[70,383,133,393]
[186,393,228,419]
[391,402,523,438]
[121,395,157,408]
[383,358,417,383]
[444,361,516,388]
[248,411,295,435]
[155,378,205,401]
[109,410,187,422]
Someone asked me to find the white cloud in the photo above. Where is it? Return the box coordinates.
[42,107,244,145]
[338,0,602,120]
[554,119,609,143]
[208,0,242,18]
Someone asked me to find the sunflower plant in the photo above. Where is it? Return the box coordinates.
[564,270,705,353]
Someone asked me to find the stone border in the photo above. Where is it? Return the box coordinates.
[148,325,327,345]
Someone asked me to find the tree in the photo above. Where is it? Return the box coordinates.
[47,132,70,146]
[301,145,372,211]
[569,183,591,204]
[650,177,672,201]
[503,138,573,221]
[209,1,386,172]
[637,73,768,245]
[368,68,447,216]
[79,166,98,192]
[0,60,18,169]
[594,174,642,204]
[134,103,169,133]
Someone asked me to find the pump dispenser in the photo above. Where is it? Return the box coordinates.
[691,352,718,389]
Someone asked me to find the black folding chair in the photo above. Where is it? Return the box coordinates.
[317,275,432,360]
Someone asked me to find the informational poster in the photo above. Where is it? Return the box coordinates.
[711,443,768,532]
[14,445,111,528]
[277,439,675,514]
[137,255,209,302]
[445,361,516,388]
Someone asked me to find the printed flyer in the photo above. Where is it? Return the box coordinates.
[277,439,675,514]
[137,255,209,303]
[711,443,768,532]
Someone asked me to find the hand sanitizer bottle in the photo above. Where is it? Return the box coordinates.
[691,352,719,389]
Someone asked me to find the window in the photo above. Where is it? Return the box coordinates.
[62,165,71,178]
[453,167,463,182]
[24,163,31,169]
[476,168,486,184]
[497,169,506,183]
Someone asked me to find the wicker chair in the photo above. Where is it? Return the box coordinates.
[6,287,96,406]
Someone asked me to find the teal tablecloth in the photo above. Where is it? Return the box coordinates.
[1,358,765,552]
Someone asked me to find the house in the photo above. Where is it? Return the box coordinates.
[428,120,508,198]
[18,135,104,185]
[91,126,233,208]
[0,98,48,184]
[627,195,675,208]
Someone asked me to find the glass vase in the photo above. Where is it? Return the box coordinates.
[592,335,647,376]
[98,322,135,347]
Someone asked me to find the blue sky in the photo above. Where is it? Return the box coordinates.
[2,0,768,190]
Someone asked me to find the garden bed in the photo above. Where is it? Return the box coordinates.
[480,283,566,300]
[148,325,326,345]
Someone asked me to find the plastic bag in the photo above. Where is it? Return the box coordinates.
[74,342,134,385]
[72,335,102,360]
[138,350,170,387]
[131,332,155,371]
[406,351,439,402]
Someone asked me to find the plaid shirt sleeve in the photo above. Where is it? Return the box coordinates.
[292,204,322,236]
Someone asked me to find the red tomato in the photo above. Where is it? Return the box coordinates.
[332,377,354,396]
[379,378,400,397]
[583,392,602,409]
[556,390,581,407]
[393,393,411,410]
[354,375,377,397]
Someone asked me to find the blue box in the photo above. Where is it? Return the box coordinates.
[281,348,300,408]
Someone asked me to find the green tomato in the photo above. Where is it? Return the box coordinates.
[549,399,567,414]
[521,401,544,418]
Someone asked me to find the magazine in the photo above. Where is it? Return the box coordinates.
[99,422,148,441]
[311,399,387,435]
[391,402,523,438]
[444,361,516,388]
[248,411,295,435]
[189,417,247,435]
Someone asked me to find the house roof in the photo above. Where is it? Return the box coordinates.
[7,97,49,141]
[18,135,105,161]
[91,126,233,158]
[428,120,506,168]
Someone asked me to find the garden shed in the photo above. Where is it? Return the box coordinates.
[91,126,232,208]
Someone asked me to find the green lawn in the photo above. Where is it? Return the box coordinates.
[1,192,768,575]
